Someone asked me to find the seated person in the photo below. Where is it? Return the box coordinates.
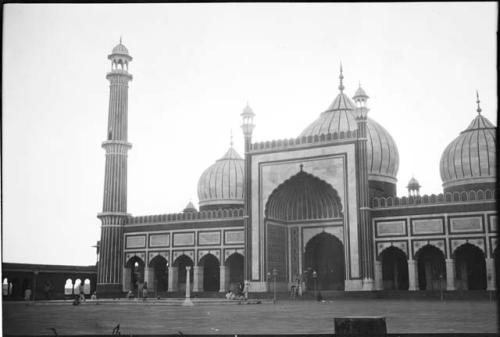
[225,290,233,300]
[126,290,134,299]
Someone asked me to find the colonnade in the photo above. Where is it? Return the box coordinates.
[374,252,496,291]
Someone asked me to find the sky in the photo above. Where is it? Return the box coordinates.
[2,3,497,266]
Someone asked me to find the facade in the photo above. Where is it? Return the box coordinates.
[96,42,497,296]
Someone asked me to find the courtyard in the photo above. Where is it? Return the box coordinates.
[2,298,497,335]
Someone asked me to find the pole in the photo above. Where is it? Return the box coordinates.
[33,271,38,303]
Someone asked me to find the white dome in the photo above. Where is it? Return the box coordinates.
[197,147,244,208]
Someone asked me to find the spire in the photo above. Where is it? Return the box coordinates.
[230,129,234,148]
[476,90,482,115]
[120,36,122,44]
[338,62,345,92]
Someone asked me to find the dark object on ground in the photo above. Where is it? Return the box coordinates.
[334,316,387,336]
[72,296,80,306]
[316,292,323,301]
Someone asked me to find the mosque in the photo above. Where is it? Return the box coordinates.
[95,41,497,297]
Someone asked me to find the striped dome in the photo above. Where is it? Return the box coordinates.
[300,93,399,184]
[300,92,358,136]
[366,117,399,183]
[197,147,244,208]
[439,113,496,190]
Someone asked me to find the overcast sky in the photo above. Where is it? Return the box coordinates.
[2,3,497,266]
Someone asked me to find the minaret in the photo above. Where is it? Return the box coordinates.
[97,40,133,295]
[352,78,374,290]
[241,103,255,283]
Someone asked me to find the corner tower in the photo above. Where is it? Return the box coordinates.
[97,40,133,295]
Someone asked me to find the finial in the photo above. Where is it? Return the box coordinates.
[359,81,361,88]
[230,129,234,147]
[476,90,482,115]
[299,164,303,172]
[120,36,122,44]
[338,62,345,92]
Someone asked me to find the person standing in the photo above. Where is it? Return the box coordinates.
[79,282,85,302]
[142,282,148,301]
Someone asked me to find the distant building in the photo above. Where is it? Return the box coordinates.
[93,41,499,295]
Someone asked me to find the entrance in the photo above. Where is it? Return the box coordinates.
[199,254,220,292]
[149,255,169,294]
[454,243,486,290]
[416,245,445,291]
[381,247,409,290]
[304,232,344,290]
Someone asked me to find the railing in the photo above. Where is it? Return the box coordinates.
[127,208,244,225]
[372,189,496,209]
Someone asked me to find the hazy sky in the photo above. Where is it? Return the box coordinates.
[2,3,497,265]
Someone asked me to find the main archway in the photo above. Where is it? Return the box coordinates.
[264,169,344,287]
[304,232,345,290]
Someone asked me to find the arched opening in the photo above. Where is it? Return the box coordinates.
[126,256,145,291]
[3,278,8,296]
[381,247,409,290]
[149,255,169,294]
[226,253,244,291]
[64,279,73,295]
[199,254,220,292]
[173,255,193,292]
[454,243,486,290]
[304,232,344,290]
[265,169,344,286]
[416,245,446,291]
[83,279,91,295]
[73,279,82,295]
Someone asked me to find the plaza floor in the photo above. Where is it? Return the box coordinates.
[2,298,498,335]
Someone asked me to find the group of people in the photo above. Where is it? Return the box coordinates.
[127,282,148,300]
[225,281,249,301]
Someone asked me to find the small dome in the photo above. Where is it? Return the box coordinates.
[353,86,369,100]
[197,147,244,209]
[183,201,197,213]
[407,177,420,189]
[439,112,496,191]
[111,42,129,56]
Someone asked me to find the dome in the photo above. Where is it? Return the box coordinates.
[353,86,369,101]
[299,100,399,184]
[407,177,420,189]
[183,201,197,213]
[439,111,496,191]
[197,147,244,209]
[111,42,129,56]
[366,117,399,183]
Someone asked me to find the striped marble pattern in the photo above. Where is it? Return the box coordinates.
[440,114,496,187]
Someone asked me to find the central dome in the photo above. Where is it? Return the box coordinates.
[197,147,244,210]
[299,80,399,184]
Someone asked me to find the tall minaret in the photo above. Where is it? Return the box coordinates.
[352,78,374,290]
[97,40,133,295]
[241,103,255,283]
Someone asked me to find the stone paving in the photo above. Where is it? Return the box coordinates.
[2,298,498,335]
